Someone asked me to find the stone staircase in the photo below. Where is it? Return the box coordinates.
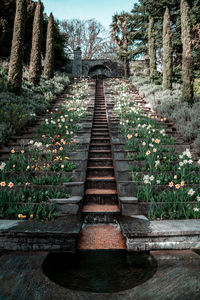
[78,79,125,249]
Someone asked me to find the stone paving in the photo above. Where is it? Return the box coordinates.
[0,250,200,299]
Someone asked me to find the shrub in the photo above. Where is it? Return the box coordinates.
[0,63,70,143]
[130,75,200,146]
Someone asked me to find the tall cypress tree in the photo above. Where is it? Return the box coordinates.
[148,16,157,81]
[181,0,193,103]
[8,0,26,94]
[44,13,54,79]
[162,7,172,90]
[29,0,43,85]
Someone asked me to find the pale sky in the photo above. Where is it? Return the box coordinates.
[42,0,138,29]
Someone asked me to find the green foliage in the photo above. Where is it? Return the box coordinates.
[110,12,132,77]
[0,103,28,133]
[29,0,43,85]
[0,65,70,143]
[0,1,68,70]
[181,0,194,103]
[131,75,200,147]
[44,13,54,79]
[194,78,200,97]
[8,0,27,94]
[162,7,172,90]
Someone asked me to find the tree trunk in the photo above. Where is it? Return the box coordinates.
[181,0,194,103]
[29,0,43,85]
[8,0,26,95]
[162,7,173,90]
[44,13,54,79]
[123,56,128,78]
[148,16,157,81]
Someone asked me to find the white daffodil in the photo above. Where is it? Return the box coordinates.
[0,162,6,171]
[188,189,195,196]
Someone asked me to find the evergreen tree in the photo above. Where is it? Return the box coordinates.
[0,0,36,61]
[8,0,26,94]
[29,0,43,85]
[110,12,131,78]
[181,0,194,103]
[162,7,172,90]
[129,3,149,59]
[44,13,54,79]
[148,16,157,81]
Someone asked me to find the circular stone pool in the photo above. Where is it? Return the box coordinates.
[42,250,157,293]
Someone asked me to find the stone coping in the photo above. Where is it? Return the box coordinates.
[119,197,138,203]
[50,196,82,204]
[0,217,82,237]
[119,216,200,251]
[119,216,200,237]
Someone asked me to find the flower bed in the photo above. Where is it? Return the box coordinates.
[111,79,200,220]
[0,79,90,220]
[0,66,70,144]
[130,76,200,151]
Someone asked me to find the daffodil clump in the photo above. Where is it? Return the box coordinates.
[112,79,200,220]
[0,79,89,220]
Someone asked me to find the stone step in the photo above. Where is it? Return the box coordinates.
[93,123,108,127]
[89,150,112,158]
[85,188,117,196]
[84,193,118,205]
[86,178,116,189]
[91,137,110,144]
[87,166,114,177]
[94,110,106,113]
[91,133,110,138]
[88,158,113,167]
[82,204,120,223]
[90,144,111,150]
[93,117,107,121]
[82,203,120,213]
[92,129,109,133]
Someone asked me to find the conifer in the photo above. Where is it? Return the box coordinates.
[8,0,26,94]
[148,16,156,81]
[162,7,172,91]
[29,0,43,85]
[44,13,54,79]
[181,0,194,103]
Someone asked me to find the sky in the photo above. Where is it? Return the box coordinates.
[42,0,138,29]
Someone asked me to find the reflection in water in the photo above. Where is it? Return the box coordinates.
[42,250,157,293]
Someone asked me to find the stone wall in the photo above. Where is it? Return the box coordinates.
[65,54,149,78]
[82,59,124,77]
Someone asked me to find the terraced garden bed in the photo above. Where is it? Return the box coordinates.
[0,79,91,220]
[107,79,200,220]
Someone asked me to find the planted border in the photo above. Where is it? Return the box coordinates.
[0,79,90,220]
[110,79,200,220]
